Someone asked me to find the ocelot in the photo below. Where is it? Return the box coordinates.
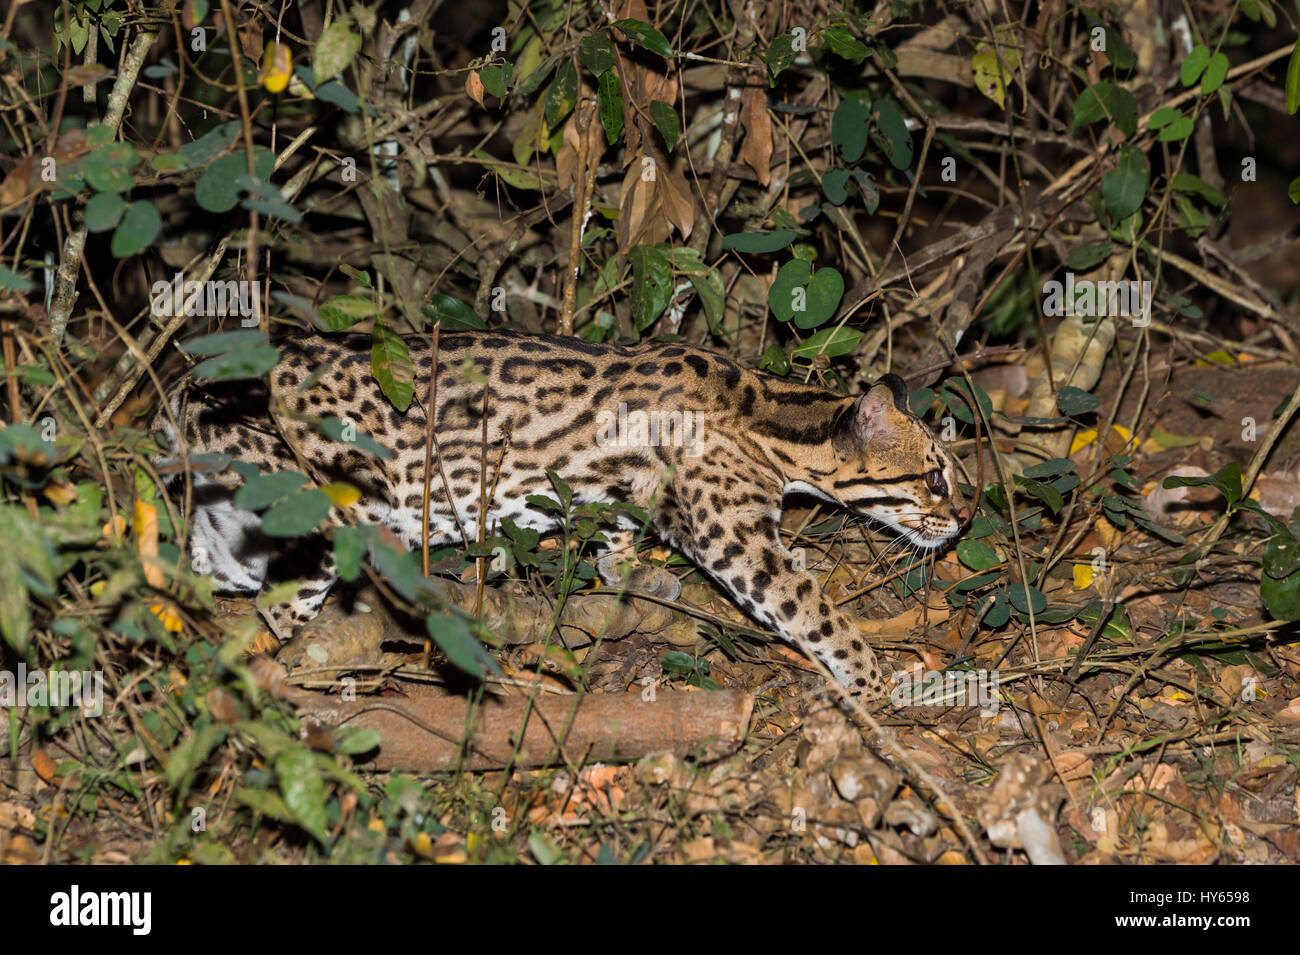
[152,330,966,693]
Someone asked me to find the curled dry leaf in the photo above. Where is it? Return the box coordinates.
[465,70,485,107]
[738,85,772,187]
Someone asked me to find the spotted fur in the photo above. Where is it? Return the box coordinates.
[153,330,965,693]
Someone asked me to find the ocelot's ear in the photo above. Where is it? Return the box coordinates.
[845,382,898,445]
[878,373,910,412]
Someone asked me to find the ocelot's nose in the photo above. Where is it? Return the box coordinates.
[954,505,970,523]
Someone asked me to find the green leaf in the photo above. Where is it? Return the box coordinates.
[823,26,870,63]
[648,101,680,152]
[110,201,161,257]
[1103,144,1148,221]
[234,470,307,510]
[195,149,274,213]
[479,63,513,98]
[628,244,672,330]
[578,33,615,75]
[275,745,329,844]
[614,19,672,57]
[423,293,486,330]
[769,260,844,329]
[192,344,280,381]
[82,141,138,193]
[822,168,851,205]
[1162,460,1242,508]
[370,324,415,412]
[982,591,1010,627]
[333,525,373,581]
[543,59,578,128]
[179,328,268,355]
[1056,385,1100,416]
[1015,476,1064,515]
[1290,173,1300,206]
[1022,458,1077,479]
[1287,37,1300,114]
[260,488,332,537]
[1072,81,1136,137]
[1065,241,1111,270]
[870,99,913,170]
[84,191,126,232]
[1181,44,1210,87]
[313,17,361,86]
[1171,173,1225,206]
[721,230,798,254]
[831,98,871,163]
[426,612,499,678]
[1146,106,1180,129]
[765,33,798,83]
[0,268,33,293]
[317,293,376,331]
[791,326,863,360]
[957,539,1000,571]
[1201,52,1228,95]
[597,70,624,145]
[1261,532,1300,620]
[1157,116,1194,142]
[1008,583,1046,614]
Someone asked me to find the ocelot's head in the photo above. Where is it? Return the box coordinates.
[826,375,967,549]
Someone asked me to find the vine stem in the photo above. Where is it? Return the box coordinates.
[48,21,164,343]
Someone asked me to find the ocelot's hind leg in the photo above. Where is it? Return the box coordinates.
[595,530,682,601]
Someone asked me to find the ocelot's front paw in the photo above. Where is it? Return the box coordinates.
[596,553,682,601]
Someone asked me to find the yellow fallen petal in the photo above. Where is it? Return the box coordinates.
[149,602,184,633]
[320,481,360,508]
[102,514,127,539]
[1073,564,1093,590]
[1069,428,1099,456]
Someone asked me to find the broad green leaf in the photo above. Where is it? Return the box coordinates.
[333,524,373,581]
[1201,52,1228,95]
[791,326,863,360]
[371,324,415,412]
[195,149,274,213]
[234,470,308,510]
[831,98,871,163]
[1072,81,1137,138]
[426,612,499,678]
[822,168,851,205]
[191,344,280,381]
[1157,116,1194,142]
[578,33,615,75]
[870,99,913,169]
[1008,583,1046,614]
[1102,144,1148,221]
[479,63,513,98]
[823,26,869,62]
[1056,385,1100,415]
[1065,241,1111,270]
[179,329,268,355]
[1181,44,1210,86]
[765,33,798,83]
[85,191,126,232]
[597,70,624,144]
[543,59,578,128]
[957,539,1000,571]
[1146,106,1180,129]
[648,101,680,152]
[628,244,672,330]
[769,260,844,329]
[110,201,161,257]
[260,488,331,537]
[275,745,329,843]
[721,230,797,254]
[614,18,671,57]
[424,293,487,330]
[317,293,377,331]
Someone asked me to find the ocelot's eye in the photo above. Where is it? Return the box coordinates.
[925,470,947,497]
